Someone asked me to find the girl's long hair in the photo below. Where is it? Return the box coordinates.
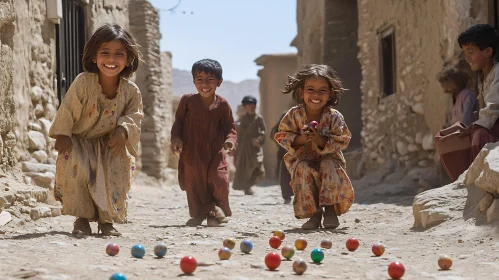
[282,64,346,106]
[82,24,142,78]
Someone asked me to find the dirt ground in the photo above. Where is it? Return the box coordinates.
[2,173,499,280]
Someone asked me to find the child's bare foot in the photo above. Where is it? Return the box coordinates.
[323,206,340,229]
[284,197,291,204]
[244,188,254,195]
[186,217,203,227]
[206,217,221,227]
[301,212,322,230]
[479,192,494,212]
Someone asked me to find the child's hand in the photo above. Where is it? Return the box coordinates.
[55,135,72,154]
[460,125,473,137]
[224,142,235,155]
[292,125,312,147]
[108,126,127,154]
[171,138,183,154]
[251,138,261,148]
[308,126,328,148]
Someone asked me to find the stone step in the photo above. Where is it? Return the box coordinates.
[0,176,60,229]
[0,183,49,209]
[29,203,61,221]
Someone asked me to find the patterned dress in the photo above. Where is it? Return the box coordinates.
[274,104,354,218]
[49,72,143,223]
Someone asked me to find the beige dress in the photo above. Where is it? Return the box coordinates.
[49,72,143,223]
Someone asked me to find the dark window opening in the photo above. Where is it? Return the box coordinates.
[378,27,396,97]
[56,0,86,103]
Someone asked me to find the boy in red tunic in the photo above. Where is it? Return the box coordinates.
[171,59,237,227]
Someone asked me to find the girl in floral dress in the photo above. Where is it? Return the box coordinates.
[274,64,354,230]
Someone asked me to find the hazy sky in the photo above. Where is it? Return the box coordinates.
[148,0,297,83]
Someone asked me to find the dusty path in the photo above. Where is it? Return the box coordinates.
[1,175,499,280]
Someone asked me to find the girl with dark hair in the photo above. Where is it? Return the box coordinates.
[49,24,144,236]
[274,64,354,230]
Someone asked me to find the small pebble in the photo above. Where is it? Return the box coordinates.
[4,187,8,191]
[355,218,360,223]
[458,239,463,243]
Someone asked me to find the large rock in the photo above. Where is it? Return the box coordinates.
[412,179,467,228]
[413,142,499,229]
[27,131,46,151]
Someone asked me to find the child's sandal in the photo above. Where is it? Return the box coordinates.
[186,217,203,227]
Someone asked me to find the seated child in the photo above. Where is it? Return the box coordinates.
[437,66,478,127]
[435,66,479,182]
[458,24,499,211]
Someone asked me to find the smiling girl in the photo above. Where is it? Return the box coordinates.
[274,64,354,230]
[49,24,143,236]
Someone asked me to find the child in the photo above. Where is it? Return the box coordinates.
[457,24,499,211]
[270,111,293,204]
[49,24,143,236]
[434,66,478,182]
[437,66,478,126]
[274,64,354,230]
[232,95,266,195]
[171,59,237,227]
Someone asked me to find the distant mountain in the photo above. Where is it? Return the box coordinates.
[172,68,260,113]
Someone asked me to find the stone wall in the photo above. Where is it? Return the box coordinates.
[86,0,129,33]
[13,0,58,190]
[291,0,324,68]
[0,0,17,174]
[357,0,487,171]
[255,54,297,180]
[129,0,170,179]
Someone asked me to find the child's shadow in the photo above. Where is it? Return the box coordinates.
[284,227,349,235]
[149,224,189,229]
